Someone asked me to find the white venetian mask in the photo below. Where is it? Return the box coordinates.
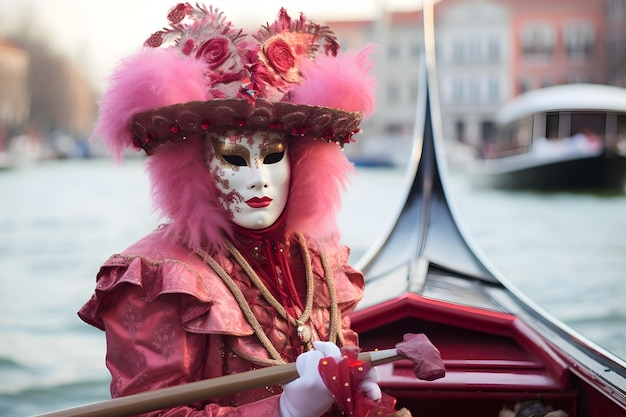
[206,130,291,230]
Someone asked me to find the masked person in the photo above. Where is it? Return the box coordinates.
[78,3,407,417]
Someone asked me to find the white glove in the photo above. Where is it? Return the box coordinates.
[360,366,382,402]
[279,341,341,417]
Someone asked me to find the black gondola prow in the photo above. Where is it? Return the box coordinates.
[356,2,499,312]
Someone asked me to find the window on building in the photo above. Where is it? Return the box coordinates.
[469,38,481,63]
[455,119,466,143]
[606,36,623,58]
[518,78,532,94]
[487,36,501,63]
[567,74,589,84]
[481,120,496,143]
[410,42,422,60]
[487,77,500,104]
[469,77,480,103]
[387,82,401,106]
[452,39,464,63]
[606,0,624,22]
[409,80,419,104]
[521,24,555,59]
[452,78,464,104]
[564,22,594,59]
[386,124,407,135]
[388,44,401,60]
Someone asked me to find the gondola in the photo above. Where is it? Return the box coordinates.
[350,6,626,417]
[35,3,626,417]
[466,83,626,191]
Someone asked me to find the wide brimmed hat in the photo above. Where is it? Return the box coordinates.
[95,3,376,159]
[133,99,363,154]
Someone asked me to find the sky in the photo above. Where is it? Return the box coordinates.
[0,0,428,92]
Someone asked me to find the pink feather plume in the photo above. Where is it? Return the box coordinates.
[291,44,377,116]
[92,48,208,162]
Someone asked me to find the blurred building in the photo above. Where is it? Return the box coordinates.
[505,0,605,93]
[61,59,98,140]
[605,0,626,86]
[0,35,98,161]
[328,0,625,160]
[0,40,30,150]
[331,12,424,164]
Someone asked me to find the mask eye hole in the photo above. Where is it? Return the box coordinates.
[223,155,247,166]
[264,151,285,165]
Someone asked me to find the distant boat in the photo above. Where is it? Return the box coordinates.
[349,155,397,168]
[467,83,626,191]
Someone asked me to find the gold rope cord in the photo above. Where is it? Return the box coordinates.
[197,233,341,363]
[195,248,286,364]
[225,239,314,328]
[317,243,343,346]
[295,233,342,346]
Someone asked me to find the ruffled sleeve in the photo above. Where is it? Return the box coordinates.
[95,280,282,416]
[78,230,254,336]
[78,230,284,416]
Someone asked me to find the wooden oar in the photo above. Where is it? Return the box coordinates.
[35,334,444,417]
[34,350,396,417]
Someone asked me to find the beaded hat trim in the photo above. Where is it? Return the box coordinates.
[132,99,362,154]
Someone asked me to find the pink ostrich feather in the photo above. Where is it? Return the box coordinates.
[92,48,209,162]
[291,44,377,116]
[146,137,232,253]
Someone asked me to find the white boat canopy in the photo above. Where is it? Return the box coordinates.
[496,84,626,125]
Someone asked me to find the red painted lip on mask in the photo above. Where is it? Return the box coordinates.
[246,196,272,208]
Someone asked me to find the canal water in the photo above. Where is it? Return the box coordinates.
[1,158,624,416]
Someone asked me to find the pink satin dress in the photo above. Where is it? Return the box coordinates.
[79,227,364,416]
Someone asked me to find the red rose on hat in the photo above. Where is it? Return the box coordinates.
[265,38,295,76]
[197,37,232,70]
